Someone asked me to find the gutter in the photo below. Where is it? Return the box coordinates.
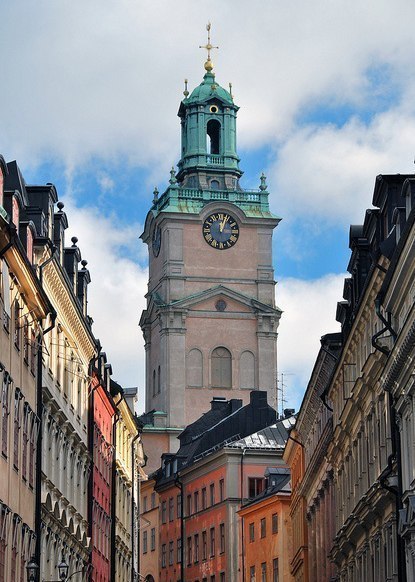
[131,431,140,582]
[174,474,184,582]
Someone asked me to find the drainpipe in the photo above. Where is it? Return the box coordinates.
[111,404,121,582]
[33,244,58,572]
[240,447,247,582]
[34,312,56,570]
[372,300,406,582]
[131,432,139,582]
[174,475,184,582]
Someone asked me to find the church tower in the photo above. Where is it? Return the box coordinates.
[140,26,281,435]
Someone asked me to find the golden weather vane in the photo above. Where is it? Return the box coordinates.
[199,22,219,72]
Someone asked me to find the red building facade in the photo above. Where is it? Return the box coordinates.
[89,358,116,582]
[155,393,293,581]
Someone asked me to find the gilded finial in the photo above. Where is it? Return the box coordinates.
[183,79,189,98]
[199,22,218,73]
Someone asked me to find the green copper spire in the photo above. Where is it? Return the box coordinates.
[144,24,278,222]
[176,23,241,190]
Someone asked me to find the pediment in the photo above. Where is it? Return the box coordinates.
[170,285,281,315]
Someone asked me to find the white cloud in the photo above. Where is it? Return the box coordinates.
[2,0,415,184]
[62,198,148,406]
[269,107,415,226]
[276,273,345,412]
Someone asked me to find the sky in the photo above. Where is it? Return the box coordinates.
[2,0,415,414]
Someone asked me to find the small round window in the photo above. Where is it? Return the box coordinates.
[210,105,218,114]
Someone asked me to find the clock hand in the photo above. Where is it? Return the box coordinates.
[220,216,227,232]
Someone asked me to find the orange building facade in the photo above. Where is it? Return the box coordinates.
[239,476,292,582]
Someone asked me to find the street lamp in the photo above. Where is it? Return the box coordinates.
[26,557,39,582]
[57,556,69,580]
[26,555,84,582]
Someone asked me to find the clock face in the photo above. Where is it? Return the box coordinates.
[152,225,161,257]
[202,212,239,250]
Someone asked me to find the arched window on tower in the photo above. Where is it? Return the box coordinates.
[186,349,203,388]
[240,351,256,389]
[211,347,232,388]
[207,119,221,155]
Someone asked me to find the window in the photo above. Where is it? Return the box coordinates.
[210,576,216,582]
[143,531,148,554]
[157,365,161,394]
[161,500,167,524]
[248,477,265,498]
[220,523,225,553]
[169,496,174,521]
[10,518,17,581]
[210,527,215,557]
[260,518,266,538]
[272,513,278,534]
[151,492,156,509]
[151,527,156,551]
[177,537,181,563]
[13,389,21,469]
[22,403,29,480]
[194,490,199,513]
[23,318,29,363]
[12,196,19,227]
[202,487,207,509]
[210,483,215,506]
[0,508,5,579]
[220,574,225,582]
[240,351,256,389]
[169,541,174,565]
[187,537,192,565]
[187,494,192,516]
[187,348,203,387]
[194,533,199,563]
[261,562,267,582]
[27,226,34,263]
[161,544,166,568]
[207,119,221,154]
[143,496,147,512]
[202,531,207,560]
[272,558,279,582]
[250,566,256,582]
[2,375,9,457]
[210,179,220,190]
[211,347,232,388]
[249,522,255,542]
[177,493,182,518]
[13,301,20,349]
[219,479,225,501]
[30,330,36,375]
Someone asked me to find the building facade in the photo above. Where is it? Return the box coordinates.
[284,333,341,582]
[140,478,159,582]
[154,391,293,580]
[89,360,116,582]
[0,156,54,581]
[238,467,292,582]
[1,155,147,581]
[111,383,145,582]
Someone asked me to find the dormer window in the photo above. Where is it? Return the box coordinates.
[0,171,3,207]
[207,119,221,154]
[12,197,19,227]
[26,226,34,264]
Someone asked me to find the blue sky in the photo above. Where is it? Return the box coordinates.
[2,0,415,413]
